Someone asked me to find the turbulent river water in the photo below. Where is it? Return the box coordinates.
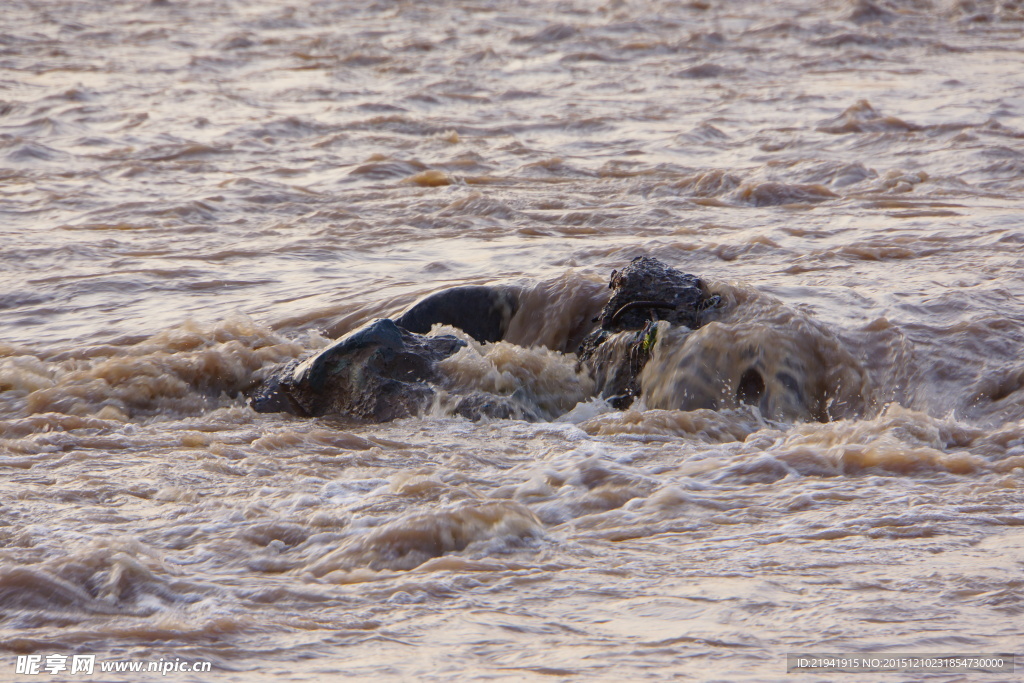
[3,0,1024,680]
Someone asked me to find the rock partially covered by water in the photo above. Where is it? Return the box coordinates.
[593,256,709,333]
[578,256,715,408]
[250,318,465,420]
[249,257,864,425]
[394,285,520,344]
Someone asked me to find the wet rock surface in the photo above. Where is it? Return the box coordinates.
[251,258,717,420]
[578,257,716,408]
[394,286,521,344]
[592,256,710,333]
[250,318,466,421]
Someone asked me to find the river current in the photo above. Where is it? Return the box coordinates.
[2,0,1024,680]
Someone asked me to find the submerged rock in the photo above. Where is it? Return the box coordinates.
[250,257,718,421]
[249,256,858,424]
[250,318,465,421]
[578,256,717,408]
[249,317,544,422]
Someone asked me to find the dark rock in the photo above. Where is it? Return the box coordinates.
[394,285,519,343]
[593,256,709,333]
[578,322,659,409]
[250,257,718,422]
[250,318,465,421]
[578,257,715,407]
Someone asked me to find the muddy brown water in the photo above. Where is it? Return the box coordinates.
[3,0,1024,680]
